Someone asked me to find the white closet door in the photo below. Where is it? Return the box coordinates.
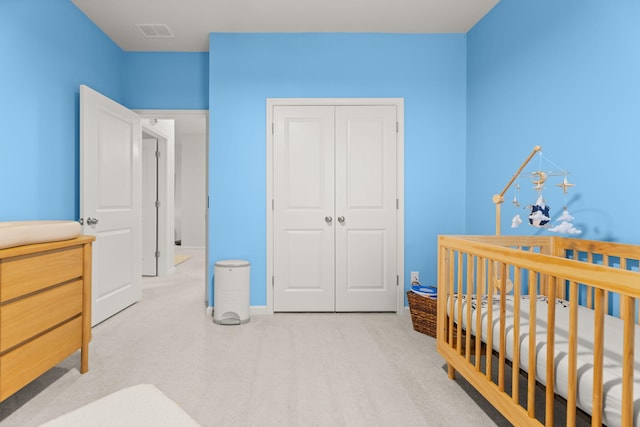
[335,106,397,311]
[273,106,336,311]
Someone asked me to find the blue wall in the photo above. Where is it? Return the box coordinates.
[0,0,123,221]
[6,1,637,309]
[123,52,209,110]
[467,0,640,244]
[209,33,468,306]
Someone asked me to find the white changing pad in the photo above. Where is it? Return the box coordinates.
[0,220,81,250]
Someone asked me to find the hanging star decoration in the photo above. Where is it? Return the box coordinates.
[556,176,575,194]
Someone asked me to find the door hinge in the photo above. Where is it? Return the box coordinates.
[272,122,274,135]
[155,250,160,258]
[396,198,399,210]
[396,121,399,133]
[272,276,275,288]
[272,199,275,210]
[155,200,160,208]
[155,150,160,158]
[396,275,399,286]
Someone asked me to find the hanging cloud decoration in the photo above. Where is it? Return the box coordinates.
[549,209,581,234]
[511,214,522,228]
[556,209,575,222]
[549,221,582,234]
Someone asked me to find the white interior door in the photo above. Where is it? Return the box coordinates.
[142,137,158,276]
[80,85,142,325]
[272,104,398,312]
[335,106,397,311]
[273,106,335,311]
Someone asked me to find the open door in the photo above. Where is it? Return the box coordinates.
[80,85,142,326]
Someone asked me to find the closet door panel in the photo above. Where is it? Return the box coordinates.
[335,106,397,312]
[273,106,335,312]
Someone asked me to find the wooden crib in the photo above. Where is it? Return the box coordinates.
[436,235,640,427]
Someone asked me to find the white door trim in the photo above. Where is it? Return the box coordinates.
[140,123,171,276]
[266,98,405,314]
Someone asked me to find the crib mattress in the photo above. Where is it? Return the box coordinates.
[450,295,640,427]
[0,220,82,250]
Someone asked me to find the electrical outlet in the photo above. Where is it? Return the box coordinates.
[410,271,419,284]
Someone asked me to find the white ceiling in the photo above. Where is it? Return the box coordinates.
[71,0,500,52]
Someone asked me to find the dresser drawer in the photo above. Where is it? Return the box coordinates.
[0,317,82,401]
[0,246,83,302]
[0,280,83,352]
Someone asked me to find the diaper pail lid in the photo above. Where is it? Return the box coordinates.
[215,259,250,268]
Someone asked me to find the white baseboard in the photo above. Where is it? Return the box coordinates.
[207,306,407,317]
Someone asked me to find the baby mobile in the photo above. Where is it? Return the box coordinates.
[492,146,581,235]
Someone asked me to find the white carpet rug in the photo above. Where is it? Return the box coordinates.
[39,384,200,427]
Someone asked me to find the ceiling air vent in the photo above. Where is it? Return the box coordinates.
[136,24,174,38]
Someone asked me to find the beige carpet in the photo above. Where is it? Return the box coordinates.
[1,248,514,427]
[39,384,199,427]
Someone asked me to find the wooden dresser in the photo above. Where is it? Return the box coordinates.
[0,236,94,402]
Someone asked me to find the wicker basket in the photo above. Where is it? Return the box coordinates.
[407,290,437,338]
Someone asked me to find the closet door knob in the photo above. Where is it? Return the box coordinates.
[338,216,345,223]
[324,216,333,224]
[86,217,99,226]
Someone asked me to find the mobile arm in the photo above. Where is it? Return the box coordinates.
[492,146,541,235]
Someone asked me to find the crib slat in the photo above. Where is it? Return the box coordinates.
[586,253,594,309]
[442,247,456,381]
[602,254,609,316]
[465,255,474,362]
[456,254,464,355]
[486,261,495,381]
[592,289,604,426]
[528,270,537,418]
[475,258,485,370]
[622,295,635,427]
[498,263,507,392]
[447,249,455,348]
[567,281,578,426]
[545,277,556,427]
[512,267,522,406]
[620,258,628,322]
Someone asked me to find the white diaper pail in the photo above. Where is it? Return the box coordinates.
[213,260,250,325]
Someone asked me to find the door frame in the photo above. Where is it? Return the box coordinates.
[266,98,405,314]
[140,121,174,276]
[141,136,160,276]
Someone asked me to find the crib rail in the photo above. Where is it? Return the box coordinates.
[436,235,640,427]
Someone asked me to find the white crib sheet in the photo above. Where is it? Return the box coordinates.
[449,295,640,427]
